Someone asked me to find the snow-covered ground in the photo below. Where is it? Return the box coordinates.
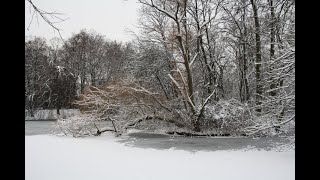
[25,134,295,180]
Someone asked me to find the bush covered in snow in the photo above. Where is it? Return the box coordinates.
[243,114,295,136]
[55,114,97,137]
[200,99,253,135]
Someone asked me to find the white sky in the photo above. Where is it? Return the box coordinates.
[25,0,141,42]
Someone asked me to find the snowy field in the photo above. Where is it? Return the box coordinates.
[26,133,295,180]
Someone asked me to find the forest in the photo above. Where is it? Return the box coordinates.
[25,0,295,138]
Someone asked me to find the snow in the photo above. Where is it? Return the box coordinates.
[26,135,294,180]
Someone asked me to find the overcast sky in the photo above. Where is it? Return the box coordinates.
[25,0,141,42]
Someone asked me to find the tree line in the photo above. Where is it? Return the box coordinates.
[25,30,134,116]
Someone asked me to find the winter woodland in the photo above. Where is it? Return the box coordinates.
[25,0,295,139]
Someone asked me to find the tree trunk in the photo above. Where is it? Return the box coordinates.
[156,74,170,100]
[218,67,224,98]
[269,0,277,97]
[242,37,249,101]
[193,114,202,132]
[91,71,96,86]
[242,0,250,102]
[181,8,194,105]
[175,9,195,107]
[193,0,215,101]
[250,0,263,113]
[29,101,34,117]
[56,72,61,116]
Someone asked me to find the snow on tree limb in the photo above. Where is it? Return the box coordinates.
[245,115,295,135]
[189,52,199,67]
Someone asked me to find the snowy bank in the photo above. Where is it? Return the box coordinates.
[25,135,295,180]
[25,109,80,120]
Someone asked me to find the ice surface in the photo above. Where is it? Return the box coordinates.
[25,135,295,180]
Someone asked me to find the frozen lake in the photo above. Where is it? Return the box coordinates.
[26,122,294,180]
[118,132,291,152]
[25,121,57,135]
[26,134,295,180]
[25,121,292,152]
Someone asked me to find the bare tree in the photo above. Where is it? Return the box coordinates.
[26,0,68,40]
[137,0,235,132]
[25,37,51,117]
